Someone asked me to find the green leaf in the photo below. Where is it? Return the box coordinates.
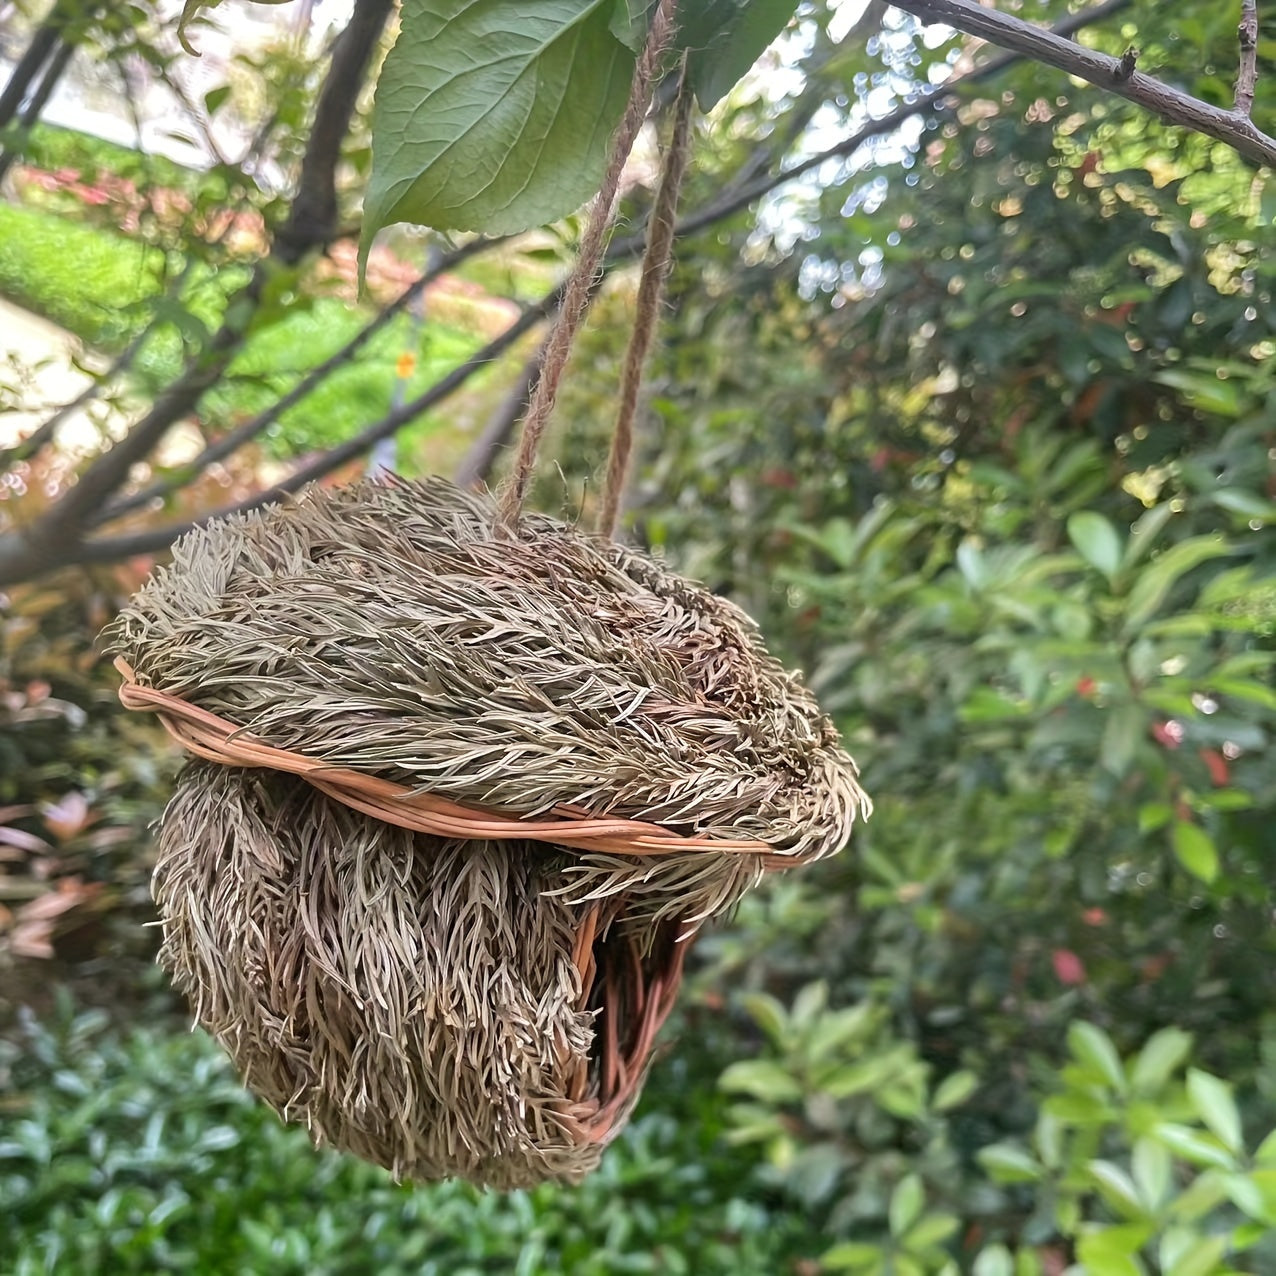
[906,1213,959,1250]
[1132,1027,1193,1094]
[932,1070,978,1112]
[1077,1225,1152,1274]
[1153,368,1247,416]
[1121,502,1178,572]
[609,0,655,48]
[740,992,788,1046]
[1068,511,1123,580]
[822,1241,884,1271]
[1068,1021,1127,1093]
[1101,703,1147,776]
[1138,803,1174,835]
[719,1059,803,1103]
[1132,1137,1172,1210]
[1124,536,1233,630]
[977,1143,1042,1184]
[1221,1171,1272,1223]
[972,1245,1015,1276]
[680,0,800,111]
[1088,1160,1146,1219]
[364,0,635,254]
[1155,1123,1237,1170]
[1186,1069,1242,1153]
[1210,488,1276,522]
[1172,822,1219,884]
[889,1173,925,1238]
[1163,1234,1228,1276]
[1254,1128,1276,1166]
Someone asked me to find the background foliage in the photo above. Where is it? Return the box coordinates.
[1,0,1274,1272]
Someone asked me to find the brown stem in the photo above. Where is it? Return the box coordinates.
[1236,0,1259,117]
[0,0,393,582]
[454,343,549,490]
[890,0,1276,167]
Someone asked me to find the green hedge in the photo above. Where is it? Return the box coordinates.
[0,996,814,1276]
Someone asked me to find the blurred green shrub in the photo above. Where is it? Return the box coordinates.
[0,995,814,1276]
[718,984,1276,1275]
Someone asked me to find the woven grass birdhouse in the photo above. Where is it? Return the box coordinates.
[108,476,866,1187]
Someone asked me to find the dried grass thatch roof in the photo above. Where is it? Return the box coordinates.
[107,476,867,1184]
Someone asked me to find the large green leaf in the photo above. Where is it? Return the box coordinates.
[1067,510,1122,580]
[680,0,800,110]
[364,0,635,252]
[612,0,801,109]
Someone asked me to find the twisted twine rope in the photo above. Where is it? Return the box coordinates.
[497,0,682,531]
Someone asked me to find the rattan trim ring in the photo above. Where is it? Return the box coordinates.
[114,657,810,871]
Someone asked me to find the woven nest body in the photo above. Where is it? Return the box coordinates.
[108,476,866,1186]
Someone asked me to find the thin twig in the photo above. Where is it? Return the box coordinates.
[891,0,1276,167]
[597,61,693,541]
[74,293,561,561]
[0,0,1139,580]
[94,236,502,524]
[1236,0,1259,117]
[454,343,547,490]
[496,0,680,531]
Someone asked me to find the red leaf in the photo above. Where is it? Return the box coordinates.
[1052,948,1087,985]
[1198,748,1230,787]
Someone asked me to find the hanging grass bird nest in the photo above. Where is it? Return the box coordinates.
[106,476,866,1187]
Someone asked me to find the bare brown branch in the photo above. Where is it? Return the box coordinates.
[1237,0,1259,117]
[454,345,547,490]
[0,0,394,584]
[0,0,1142,583]
[890,0,1276,167]
[94,236,505,525]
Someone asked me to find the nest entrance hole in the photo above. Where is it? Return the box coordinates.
[565,903,687,1142]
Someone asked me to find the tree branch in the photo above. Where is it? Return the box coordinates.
[454,343,547,490]
[657,0,1135,246]
[0,1,63,130]
[274,0,395,264]
[0,0,394,583]
[93,235,505,525]
[1236,0,1259,117]
[890,0,1276,168]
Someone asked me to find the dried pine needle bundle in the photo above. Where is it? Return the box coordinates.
[107,475,867,1186]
